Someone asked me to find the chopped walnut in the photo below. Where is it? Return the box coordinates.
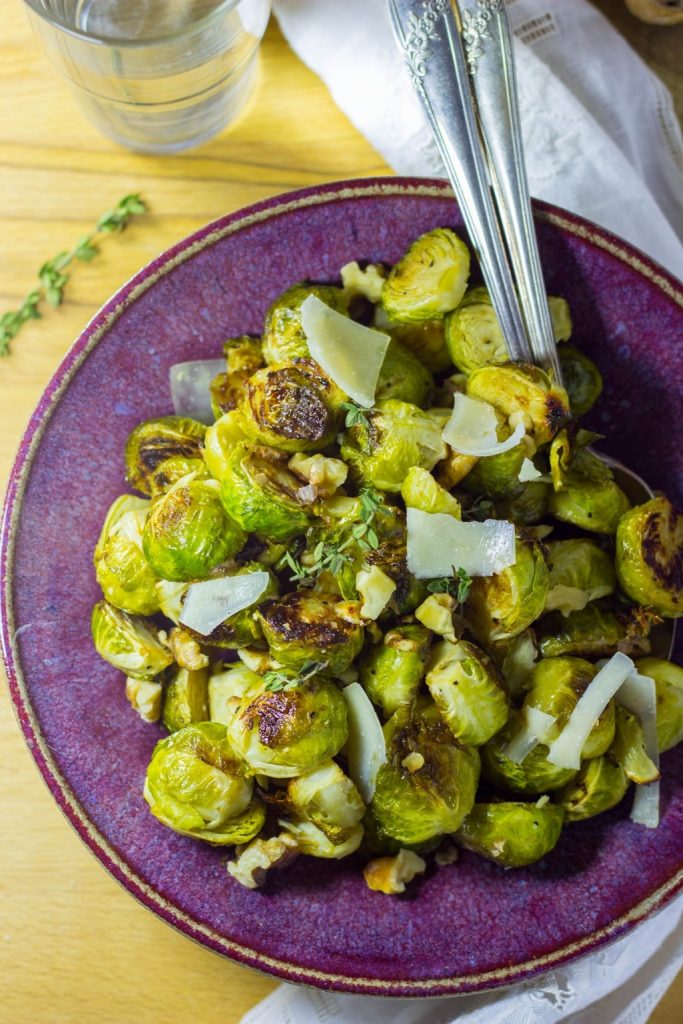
[237,647,282,674]
[401,752,425,773]
[227,833,299,889]
[125,677,163,723]
[340,260,386,303]
[415,593,457,643]
[363,849,426,895]
[435,844,459,867]
[288,453,349,498]
[168,627,209,671]
[356,565,396,621]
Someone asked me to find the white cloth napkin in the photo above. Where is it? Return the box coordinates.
[241,3,683,1021]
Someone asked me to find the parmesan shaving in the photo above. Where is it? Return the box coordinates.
[442,393,525,457]
[406,508,516,579]
[619,670,661,829]
[518,457,542,482]
[343,682,387,803]
[504,707,556,764]
[179,573,269,636]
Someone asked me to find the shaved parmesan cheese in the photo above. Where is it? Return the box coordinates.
[504,707,556,764]
[343,682,387,804]
[619,670,661,829]
[442,393,525,457]
[547,652,635,769]
[301,294,390,408]
[170,359,225,424]
[356,565,396,620]
[406,508,515,579]
[179,573,269,637]
[518,458,542,482]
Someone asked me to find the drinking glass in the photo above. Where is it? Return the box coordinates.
[23,0,272,153]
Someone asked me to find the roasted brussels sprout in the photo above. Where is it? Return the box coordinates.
[91,600,173,680]
[202,410,249,482]
[555,755,628,821]
[466,533,549,645]
[94,495,159,615]
[537,603,638,660]
[545,539,616,616]
[610,704,660,784]
[227,676,348,778]
[241,359,344,453]
[462,438,532,501]
[374,338,434,407]
[258,591,364,674]
[524,657,615,759]
[558,345,603,417]
[125,416,207,497]
[210,336,264,417]
[636,657,683,752]
[480,710,577,795]
[143,475,246,582]
[162,666,210,733]
[219,443,311,540]
[400,466,461,518]
[280,818,364,859]
[358,623,431,717]
[341,400,447,493]
[387,318,452,374]
[615,497,683,618]
[144,722,265,844]
[208,663,262,725]
[381,228,470,322]
[456,801,564,867]
[287,760,365,842]
[548,430,630,535]
[466,363,570,446]
[426,640,508,746]
[495,480,550,526]
[262,282,348,365]
[367,700,480,847]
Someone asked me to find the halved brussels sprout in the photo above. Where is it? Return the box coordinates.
[400,466,461,518]
[524,657,615,759]
[202,410,249,482]
[387,318,452,374]
[219,443,311,541]
[548,430,630,535]
[555,755,628,821]
[456,801,564,867]
[258,590,364,674]
[558,345,603,417]
[610,704,660,784]
[287,760,365,842]
[208,662,262,725]
[162,666,210,733]
[340,400,447,493]
[537,603,637,660]
[615,497,683,618]
[495,480,550,526]
[490,628,538,702]
[143,722,264,844]
[143,475,246,582]
[426,640,508,746]
[94,495,159,615]
[91,600,173,680]
[636,657,683,752]
[280,819,363,859]
[480,710,577,795]
[358,623,432,717]
[182,563,278,650]
[381,228,470,323]
[363,505,430,614]
[461,438,532,501]
[227,676,348,778]
[125,416,207,497]
[210,336,264,418]
[545,539,616,616]
[262,283,348,364]
[241,359,344,453]
[466,532,549,645]
[466,363,570,446]
[374,338,434,407]
[367,699,480,846]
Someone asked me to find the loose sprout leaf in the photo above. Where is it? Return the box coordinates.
[518,458,542,483]
[442,393,525,457]
[406,508,516,579]
[343,682,387,804]
[170,359,226,425]
[547,652,635,770]
[618,670,661,828]
[179,572,270,636]
[301,294,391,408]
[504,707,556,764]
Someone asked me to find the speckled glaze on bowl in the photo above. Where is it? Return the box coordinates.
[2,178,683,998]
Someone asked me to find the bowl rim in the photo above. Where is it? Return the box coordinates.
[2,176,683,998]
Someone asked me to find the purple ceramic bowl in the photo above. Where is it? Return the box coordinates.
[2,178,683,997]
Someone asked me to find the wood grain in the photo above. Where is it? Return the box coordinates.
[0,2,680,1021]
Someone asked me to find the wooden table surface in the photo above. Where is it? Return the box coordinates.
[0,2,681,1021]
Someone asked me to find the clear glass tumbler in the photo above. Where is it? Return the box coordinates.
[23,0,272,153]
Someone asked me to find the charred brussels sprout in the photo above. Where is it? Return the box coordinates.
[387,318,452,374]
[610,704,660,784]
[94,495,159,615]
[524,657,615,759]
[125,416,207,497]
[227,676,348,778]
[287,760,365,842]
[456,801,564,867]
[381,228,470,322]
[496,480,550,526]
[241,360,344,453]
[374,337,434,407]
[162,666,210,733]
[210,336,264,417]
[91,600,173,680]
[143,475,246,582]
[367,700,480,847]
[258,591,364,674]
[400,466,461,518]
[466,363,570,446]
[262,283,348,365]
[202,410,248,482]
[615,497,683,618]
[545,539,616,616]
[466,533,549,645]
[548,430,630,535]
[636,658,683,752]
[537,603,634,660]
[144,722,265,845]
[358,624,432,717]
[481,710,577,795]
[555,756,628,821]
[341,400,447,493]
[208,663,262,725]
[558,345,603,417]
[426,640,508,746]
[219,443,311,540]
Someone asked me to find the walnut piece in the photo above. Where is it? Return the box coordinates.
[125,677,163,723]
[363,849,426,895]
[227,833,299,890]
[340,260,387,303]
[168,626,210,671]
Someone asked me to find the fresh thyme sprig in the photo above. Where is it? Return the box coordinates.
[340,401,371,430]
[426,566,473,603]
[0,194,147,355]
[263,660,328,693]
[462,496,495,522]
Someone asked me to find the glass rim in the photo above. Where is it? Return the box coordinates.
[22,0,244,48]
